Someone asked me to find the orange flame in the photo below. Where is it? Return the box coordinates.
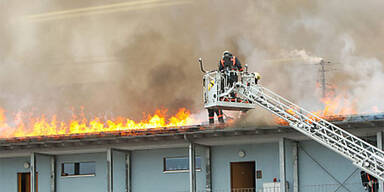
[275,88,357,125]
[0,108,199,139]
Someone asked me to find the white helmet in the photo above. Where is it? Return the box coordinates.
[223,50,232,57]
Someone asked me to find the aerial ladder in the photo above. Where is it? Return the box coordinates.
[199,58,384,181]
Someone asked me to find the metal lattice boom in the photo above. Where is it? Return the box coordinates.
[233,83,384,180]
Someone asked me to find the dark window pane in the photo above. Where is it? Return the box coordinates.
[74,163,80,175]
[62,163,75,176]
[79,162,96,175]
[164,157,202,171]
[61,162,96,176]
[165,157,188,171]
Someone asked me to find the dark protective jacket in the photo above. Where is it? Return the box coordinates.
[361,171,378,192]
[219,56,243,72]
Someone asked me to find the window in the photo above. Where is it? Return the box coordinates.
[61,162,96,177]
[163,157,201,172]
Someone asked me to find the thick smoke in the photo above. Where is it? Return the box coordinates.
[0,0,383,124]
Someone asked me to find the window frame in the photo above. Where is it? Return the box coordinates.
[61,161,96,177]
[163,156,202,173]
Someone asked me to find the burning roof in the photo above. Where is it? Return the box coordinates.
[0,108,200,139]
[1,113,384,151]
[0,85,383,143]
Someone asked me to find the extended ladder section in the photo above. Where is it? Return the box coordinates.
[234,83,384,181]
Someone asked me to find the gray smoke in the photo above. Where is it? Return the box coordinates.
[0,0,383,124]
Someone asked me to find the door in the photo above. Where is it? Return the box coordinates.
[18,173,38,192]
[230,161,255,192]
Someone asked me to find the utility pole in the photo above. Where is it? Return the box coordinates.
[319,60,326,98]
[318,59,333,98]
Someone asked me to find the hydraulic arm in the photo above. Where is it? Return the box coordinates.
[200,61,384,180]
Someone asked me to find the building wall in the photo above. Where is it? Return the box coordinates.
[0,152,128,192]
[0,140,371,192]
[210,140,366,192]
[113,150,127,192]
[56,152,107,192]
[37,155,51,192]
[298,140,365,192]
[0,155,51,192]
[284,140,295,192]
[0,157,30,192]
[211,142,280,192]
[131,147,206,192]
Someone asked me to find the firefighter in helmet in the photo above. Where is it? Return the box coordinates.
[219,51,243,89]
[207,50,243,125]
[207,80,224,124]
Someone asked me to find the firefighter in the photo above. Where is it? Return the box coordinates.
[219,51,243,89]
[208,108,224,124]
[254,72,261,84]
[361,171,378,192]
[206,81,224,124]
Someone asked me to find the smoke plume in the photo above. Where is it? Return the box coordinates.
[0,0,383,124]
